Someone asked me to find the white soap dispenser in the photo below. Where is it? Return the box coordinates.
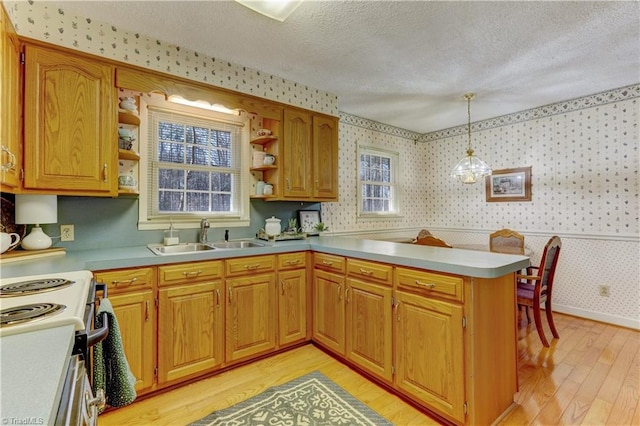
[163,221,180,246]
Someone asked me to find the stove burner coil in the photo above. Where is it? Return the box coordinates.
[0,303,66,327]
[0,278,74,297]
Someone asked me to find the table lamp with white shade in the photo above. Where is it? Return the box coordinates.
[15,195,58,250]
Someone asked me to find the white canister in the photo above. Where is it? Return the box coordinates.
[252,151,266,168]
[256,180,265,196]
[265,216,281,236]
[263,183,273,195]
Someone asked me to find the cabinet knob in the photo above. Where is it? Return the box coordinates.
[103,163,108,183]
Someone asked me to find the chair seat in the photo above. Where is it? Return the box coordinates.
[516,285,534,301]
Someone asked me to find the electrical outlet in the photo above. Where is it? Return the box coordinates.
[61,224,74,242]
[598,285,610,297]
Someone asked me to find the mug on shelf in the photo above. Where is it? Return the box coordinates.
[0,232,21,253]
[118,174,137,189]
[263,154,276,166]
[256,129,272,137]
[252,151,266,168]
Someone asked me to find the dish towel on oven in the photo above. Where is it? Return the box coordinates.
[93,298,137,411]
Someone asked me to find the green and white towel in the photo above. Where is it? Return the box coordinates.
[93,298,137,411]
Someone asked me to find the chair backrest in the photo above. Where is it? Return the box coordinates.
[414,235,452,248]
[538,236,562,299]
[415,229,433,240]
[490,229,525,255]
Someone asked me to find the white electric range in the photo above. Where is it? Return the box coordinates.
[0,270,106,425]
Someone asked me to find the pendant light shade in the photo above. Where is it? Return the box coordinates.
[451,93,492,184]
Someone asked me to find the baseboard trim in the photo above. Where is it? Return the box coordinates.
[553,304,640,330]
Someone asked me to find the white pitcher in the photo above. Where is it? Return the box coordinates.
[0,232,21,253]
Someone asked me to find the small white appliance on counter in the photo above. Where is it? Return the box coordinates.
[0,270,108,425]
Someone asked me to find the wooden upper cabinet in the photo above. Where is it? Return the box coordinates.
[282,108,313,198]
[312,115,339,200]
[0,6,21,192]
[23,44,117,195]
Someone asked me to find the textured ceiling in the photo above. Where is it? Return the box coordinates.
[55,0,639,134]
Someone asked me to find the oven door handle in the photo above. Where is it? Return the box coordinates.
[87,312,109,347]
[95,282,108,298]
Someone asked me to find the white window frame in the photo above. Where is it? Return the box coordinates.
[138,96,251,230]
[357,145,401,218]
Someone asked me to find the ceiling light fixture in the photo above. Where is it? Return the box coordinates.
[451,93,492,184]
[167,95,241,116]
[234,0,303,22]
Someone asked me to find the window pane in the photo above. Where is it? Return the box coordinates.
[185,126,209,145]
[212,173,232,192]
[186,145,208,165]
[212,194,231,211]
[211,149,231,168]
[159,122,184,143]
[186,192,209,211]
[186,170,210,190]
[159,169,184,190]
[159,191,185,212]
[158,142,184,163]
[211,131,231,149]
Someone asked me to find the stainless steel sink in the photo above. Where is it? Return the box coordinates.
[147,243,216,256]
[209,241,266,249]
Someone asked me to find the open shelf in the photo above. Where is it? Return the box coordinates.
[250,194,277,200]
[250,136,278,146]
[250,165,277,172]
[118,149,141,161]
[118,110,140,126]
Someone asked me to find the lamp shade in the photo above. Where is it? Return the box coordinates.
[15,195,58,225]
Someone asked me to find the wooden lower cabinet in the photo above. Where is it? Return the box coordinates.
[394,290,465,423]
[312,268,345,355]
[278,268,307,346]
[94,267,156,395]
[225,273,277,362]
[158,281,224,384]
[345,278,393,382]
[108,290,156,394]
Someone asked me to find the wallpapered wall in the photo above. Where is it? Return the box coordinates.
[330,94,639,328]
[6,1,639,328]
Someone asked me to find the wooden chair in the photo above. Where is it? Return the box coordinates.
[516,236,562,347]
[415,229,433,240]
[414,235,452,248]
[490,228,525,255]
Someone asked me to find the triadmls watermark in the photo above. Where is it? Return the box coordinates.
[2,418,45,425]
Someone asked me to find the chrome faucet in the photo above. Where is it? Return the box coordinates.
[200,218,210,243]
[224,229,229,242]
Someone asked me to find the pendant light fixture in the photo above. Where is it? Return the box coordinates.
[451,93,492,184]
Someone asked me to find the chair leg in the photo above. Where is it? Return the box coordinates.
[533,307,549,347]
[545,303,559,339]
[525,306,531,323]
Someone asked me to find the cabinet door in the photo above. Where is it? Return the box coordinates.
[394,290,465,423]
[23,45,117,195]
[312,115,339,200]
[158,281,224,384]
[282,108,312,198]
[0,7,21,191]
[345,278,392,382]
[278,269,307,346]
[109,290,155,394]
[312,269,345,355]
[226,273,277,362]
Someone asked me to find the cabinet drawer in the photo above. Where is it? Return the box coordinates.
[278,252,307,270]
[94,267,155,293]
[158,260,223,286]
[313,253,345,274]
[225,255,276,277]
[346,258,393,286]
[395,267,463,302]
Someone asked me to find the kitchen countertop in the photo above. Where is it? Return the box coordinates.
[0,236,530,279]
[0,325,75,424]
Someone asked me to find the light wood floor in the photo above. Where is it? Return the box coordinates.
[99,312,640,425]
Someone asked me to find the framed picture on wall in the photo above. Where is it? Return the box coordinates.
[298,210,321,235]
[485,167,532,202]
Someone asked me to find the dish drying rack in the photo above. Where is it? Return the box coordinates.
[256,229,307,241]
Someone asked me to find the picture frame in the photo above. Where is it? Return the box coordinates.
[485,167,532,202]
[298,210,321,235]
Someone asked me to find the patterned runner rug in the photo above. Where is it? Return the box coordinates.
[190,371,393,425]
